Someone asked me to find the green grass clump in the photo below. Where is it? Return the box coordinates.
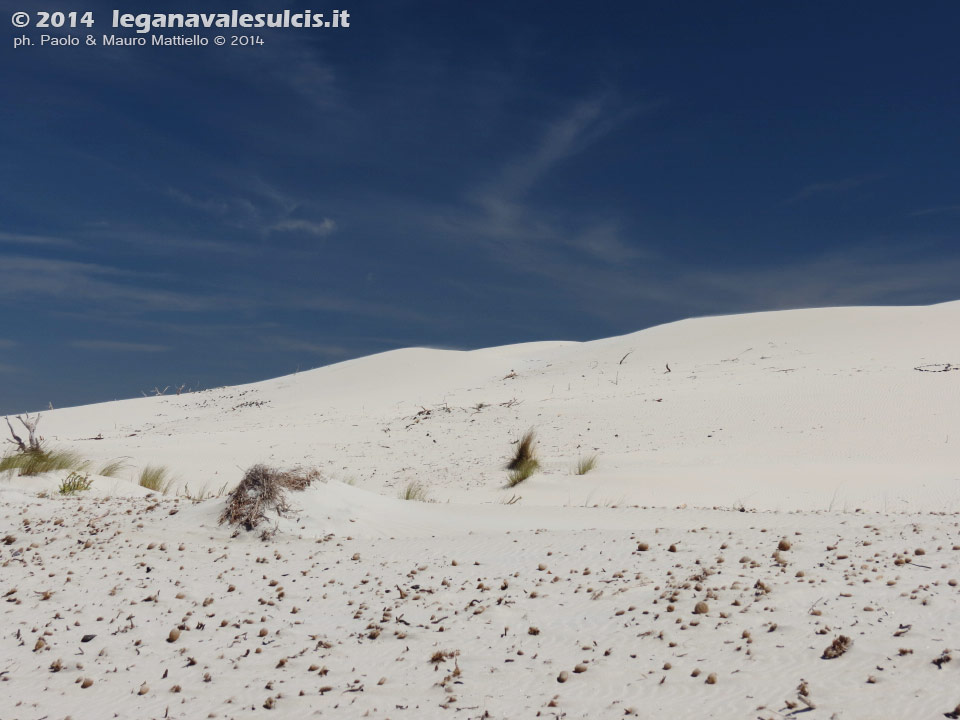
[505,429,540,487]
[138,465,173,494]
[506,429,538,470]
[0,448,91,477]
[97,459,127,478]
[575,454,598,475]
[506,458,539,487]
[399,481,430,502]
[58,471,93,495]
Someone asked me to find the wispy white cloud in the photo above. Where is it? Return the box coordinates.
[269,218,337,236]
[70,340,170,353]
[786,174,884,204]
[436,95,652,264]
[166,178,336,239]
[0,256,243,312]
[910,203,960,217]
[0,231,76,247]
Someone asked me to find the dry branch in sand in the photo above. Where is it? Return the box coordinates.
[219,464,319,532]
[4,413,42,453]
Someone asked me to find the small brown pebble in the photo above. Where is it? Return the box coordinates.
[705,673,717,684]
[528,626,540,635]
[557,671,569,683]
[694,601,709,614]
[138,683,149,695]
[167,629,180,643]
[668,544,677,553]
[80,678,93,689]
[778,539,792,551]
[691,668,701,677]
[573,663,587,673]
[637,543,649,551]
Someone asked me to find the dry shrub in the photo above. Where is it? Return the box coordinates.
[219,464,319,531]
[822,635,852,659]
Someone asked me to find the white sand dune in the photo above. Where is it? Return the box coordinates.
[2,301,960,719]
[33,299,960,511]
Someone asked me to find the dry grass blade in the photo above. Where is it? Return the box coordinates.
[219,464,319,531]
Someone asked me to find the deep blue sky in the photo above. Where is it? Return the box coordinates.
[2,1,959,412]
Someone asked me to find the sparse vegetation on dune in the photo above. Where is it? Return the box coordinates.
[178,482,230,501]
[97,459,127,478]
[399,481,429,502]
[505,429,540,487]
[506,429,538,470]
[3,413,125,480]
[507,459,539,487]
[0,448,91,477]
[138,465,173,494]
[58,471,92,495]
[219,464,319,532]
[575,454,598,475]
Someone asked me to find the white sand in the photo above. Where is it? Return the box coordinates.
[2,301,960,719]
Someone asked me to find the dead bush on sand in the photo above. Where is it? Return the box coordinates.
[822,635,852,659]
[219,464,319,531]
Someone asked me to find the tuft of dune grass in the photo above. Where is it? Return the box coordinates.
[505,429,540,486]
[97,459,127,478]
[139,465,173,494]
[506,429,538,471]
[506,458,539,487]
[399,481,429,502]
[575,454,598,475]
[0,448,90,477]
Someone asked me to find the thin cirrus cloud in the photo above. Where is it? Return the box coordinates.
[166,181,336,238]
[910,204,960,217]
[70,340,171,353]
[785,174,885,204]
[0,231,76,248]
[0,255,244,313]
[269,218,337,236]
[434,96,649,266]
